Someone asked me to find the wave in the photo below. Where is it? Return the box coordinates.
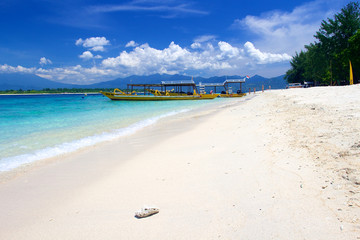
[0,109,189,172]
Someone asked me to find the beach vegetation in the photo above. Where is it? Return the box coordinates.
[285,1,360,85]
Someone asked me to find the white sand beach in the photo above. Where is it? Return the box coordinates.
[0,85,360,239]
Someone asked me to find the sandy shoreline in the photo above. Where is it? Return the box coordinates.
[0,86,359,239]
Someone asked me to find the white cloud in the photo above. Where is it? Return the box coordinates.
[101,40,289,76]
[0,40,292,83]
[191,42,201,49]
[194,35,216,43]
[75,38,84,46]
[87,1,209,18]
[39,57,52,65]
[79,51,93,59]
[36,74,53,79]
[0,64,36,74]
[232,0,341,54]
[102,41,233,75]
[75,37,110,52]
[79,51,102,60]
[0,64,120,84]
[90,46,106,52]
[125,40,138,47]
[244,42,291,64]
[37,65,121,83]
[218,41,242,58]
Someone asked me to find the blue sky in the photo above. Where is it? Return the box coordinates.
[0,0,352,84]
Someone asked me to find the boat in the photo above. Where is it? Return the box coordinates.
[100,80,219,101]
[198,76,248,98]
[146,89,188,96]
[287,83,303,88]
[303,81,314,88]
[219,91,246,98]
[100,89,218,101]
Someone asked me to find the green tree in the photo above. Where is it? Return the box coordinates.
[303,43,330,85]
[341,30,360,83]
[286,1,360,85]
[285,51,307,84]
[316,1,360,84]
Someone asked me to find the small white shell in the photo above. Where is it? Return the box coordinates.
[135,206,159,218]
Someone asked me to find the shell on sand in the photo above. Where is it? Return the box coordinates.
[135,206,159,218]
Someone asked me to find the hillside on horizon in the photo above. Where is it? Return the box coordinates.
[0,73,286,91]
[0,73,80,90]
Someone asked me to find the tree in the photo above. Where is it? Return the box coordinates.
[285,1,360,85]
[303,43,330,85]
[315,1,360,84]
[285,51,307,84]
[342,30,360,83]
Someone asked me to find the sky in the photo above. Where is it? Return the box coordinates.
[0,0,353,84]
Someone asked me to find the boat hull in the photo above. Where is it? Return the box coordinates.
[219,93,246,98]
[100,91,219,101]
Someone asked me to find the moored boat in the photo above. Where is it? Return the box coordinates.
[287,83,303,88]
[100,80,219,101]
[100,90,218,101]
[219,92,246,98]
[146,89,189,96]
[199,76,248,98]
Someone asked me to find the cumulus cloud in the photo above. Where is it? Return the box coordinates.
[79,51,94,60]
[190,42,201,49]
[0,64,36,74]
[76,37,110,52]
[244,42,291,64]
[79,51,102,60]
[218,41,242,58]
[0,40,292,83]
[39,57,52,65]
[101,40,288,76]
[125,40,138,47]
[0,64,120,84]
[101,41,236,75]
[36,65,120,83]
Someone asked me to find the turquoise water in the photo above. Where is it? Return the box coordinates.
[0,94,221,172]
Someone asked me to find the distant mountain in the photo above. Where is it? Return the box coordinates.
[87,74,287,91]
[0,72,286,91]
[243,74,286,90]
[86,74,195,88]
[0,73,78,90]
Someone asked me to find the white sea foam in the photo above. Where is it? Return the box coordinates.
[0,109,189,172]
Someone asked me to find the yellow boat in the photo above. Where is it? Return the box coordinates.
[100,80,219,101]
[100,90,218,101]
[146,89,189,96]
[219,93,246,98]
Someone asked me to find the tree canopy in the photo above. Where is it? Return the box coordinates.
[285,1,360,85]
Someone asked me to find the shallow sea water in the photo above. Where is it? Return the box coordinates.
[0,94,222,171]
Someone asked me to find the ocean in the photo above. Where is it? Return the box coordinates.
[0,94,224,172]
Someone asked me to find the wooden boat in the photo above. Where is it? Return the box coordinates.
[100,90,218,101]
[146,89,188,96]
[287,83,303,88]
[219,93,246,98]
[100,81,219,101]
[199,76,248,98]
